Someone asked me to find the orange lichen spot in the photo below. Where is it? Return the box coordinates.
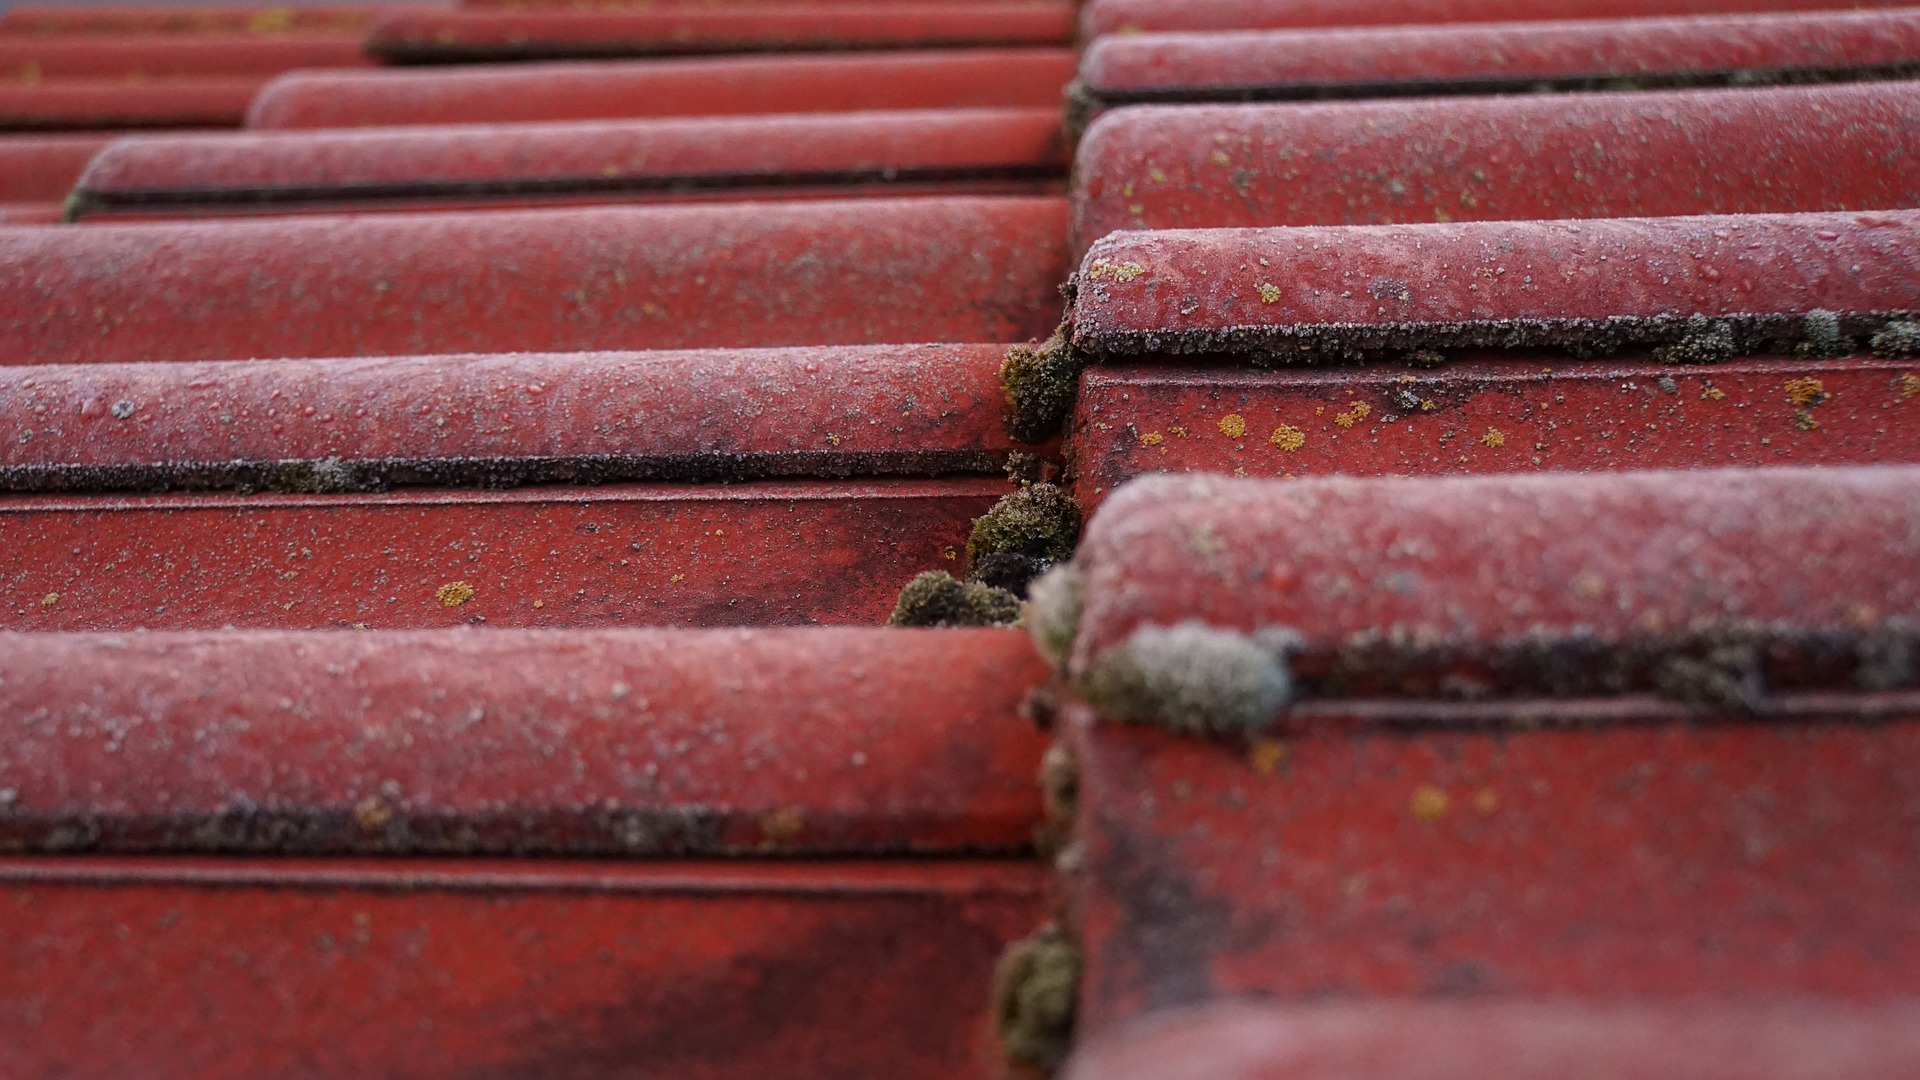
[761,808,805,843]
[1218,413,1247,439]
[1256,282,1282,304]
[39,592,58,608]
[942,546,958,561]
[435,581,474,607]
[1480,428,1506,449]
[1784,376,1827,407]
[532,599,545,609]
[1473,788,1500,814]
[1571,572,1607,599]
[1269,424,1305,452]
[1411,785,1450,822]
[670,573,687,583]
[1248,739,1287,776]
[1420,399,1438,411]
[825,433,841,446]
[1148,167,1167,183]
[1168,426,1189,438]
[1085,259,1147,283]
[353,796,394,832]
[1209,150,1232,166]
[1701,385,1727,401]
[1900,373,1920,400]
[1333,402,1371,428]
[1139,431,1164,447]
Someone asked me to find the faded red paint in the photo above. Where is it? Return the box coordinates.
[72,107,1068,218]
[0,76,265,130]
[1069,210,1920,361]
[1064,466,1920,682]
[0,626,1051,855]
[1065,700,1920,1029]
[1075,82,1920,250]
[0,479,1009,630]
[1063,1000,1920,1079]
[248,49,1077,129]
[0,5,394,35]
[0,196,1069,363]
[0,857,1051,1080]
[1076,9,1920,110]
[368,2,1074,61]
[0,132,109,200]
[1082,0,1919,36]
[0,34,371,80]
[1070,358,1920,507]
[1,343,1022,492]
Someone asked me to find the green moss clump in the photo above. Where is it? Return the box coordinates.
[992,925,1080,1075]
[968,483,1080,574]
[887,571,1020,628]
[1001,324,1085,444]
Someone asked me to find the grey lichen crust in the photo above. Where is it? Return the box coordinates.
[1025,564,1085,669]
[1078,622,1299,736]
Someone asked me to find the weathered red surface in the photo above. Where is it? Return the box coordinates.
[0,5,393,35]
[0,201,60,223]
[1,344,1021,492]
[0,856,1051,1080]
[0,478,1009,630]
[0,34,369,80]
[1082,0,1918,36]
[0,626,1050,855]
[1065,699,1920,1029]
[1074,83,1920,251]
[0,76,264,129]
[0,131,107,199]
[0,196,1070,363]
[367,2,1074,61]
[1064,466,1920,686]
[1076,9,1920,109]
[1070,357,1920,506]
[1063,1000,1920,1080]
[1069,210,1920,362]
[72,107,1068,218]
[248,49,1077,129]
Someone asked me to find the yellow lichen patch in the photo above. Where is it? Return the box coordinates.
[1210,150,1232,166]
[435,581,474,607]
[1333,402,1371,428]
[1571,571,1607,599]
[1784,376,1827,407]
[1085,259,1147,283]
[1218,413,1247,439]
[670,573,687,583]
[761,808,805,843]
[1900,373,1920,400]
[943,546,958,561]
[1148,167,1167,183]
[532,599,545,609]
[1139,431,1164,447]
[1248,739,1287,776]
[1269,424,1305,452]
[1256,282,1282,304]
[1480,428,1506,449]
[1701,385,1727,401]
[39,592,58,608]
[1410,785,1450,822]
[1168,426,1189,438]
[1420,399,1438,411]
[1794,409,1820,432]
[247,7,295,33]
[1473,788,1500,814]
